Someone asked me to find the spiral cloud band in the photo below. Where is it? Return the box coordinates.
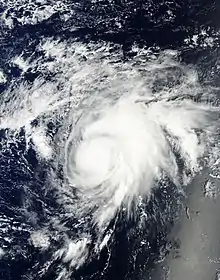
[1,40,219,274]
[66,96,213,228]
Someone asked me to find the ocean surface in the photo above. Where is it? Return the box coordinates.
[0,1,220,280]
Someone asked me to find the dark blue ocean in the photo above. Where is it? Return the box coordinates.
[0,1,220,280]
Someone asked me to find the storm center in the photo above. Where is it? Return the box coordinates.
[75,136,115,186]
